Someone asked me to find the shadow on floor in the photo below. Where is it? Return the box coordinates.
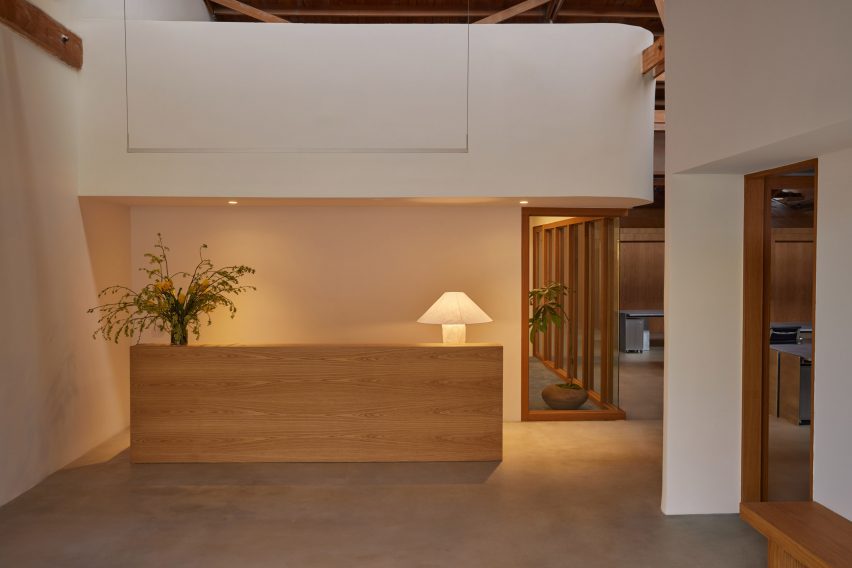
[77,450,501,487]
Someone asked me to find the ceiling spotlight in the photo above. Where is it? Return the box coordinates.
[227,200,238,205]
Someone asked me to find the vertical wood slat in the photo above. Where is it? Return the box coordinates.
[555,227,565,372]
[600,219,613,402]
[543,228,552,363]
[522,213,532,421]
[568,225,578,378]
[583,223,593,390]
[532,227,541,357]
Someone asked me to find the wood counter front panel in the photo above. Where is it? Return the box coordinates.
[130,345,502,463]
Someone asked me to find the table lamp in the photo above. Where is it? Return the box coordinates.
[417,292,492,344]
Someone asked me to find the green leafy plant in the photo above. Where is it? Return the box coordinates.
[528,281,569,344]
[529,281,582,390]
[88,234,256,345]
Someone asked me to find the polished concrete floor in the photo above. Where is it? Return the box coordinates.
[0,421,765,567]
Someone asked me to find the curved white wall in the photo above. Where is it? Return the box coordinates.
[76,21,654,202]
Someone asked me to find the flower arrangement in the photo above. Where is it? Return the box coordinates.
[88,234,256,345]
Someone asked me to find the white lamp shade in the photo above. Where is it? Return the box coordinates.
[417,292,492,325]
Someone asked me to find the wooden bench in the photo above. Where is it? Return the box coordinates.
[741,502,852,567]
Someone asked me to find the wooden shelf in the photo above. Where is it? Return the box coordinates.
[741,501,852,567]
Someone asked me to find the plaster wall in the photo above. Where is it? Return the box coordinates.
[0,2,130,507]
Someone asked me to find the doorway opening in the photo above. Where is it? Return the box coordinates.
[742,159,817,503]
[521,208,626,421]
[617,183,665,421]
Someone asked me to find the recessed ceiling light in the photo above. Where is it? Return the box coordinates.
[519,200,529,204]
[227,200,238,205]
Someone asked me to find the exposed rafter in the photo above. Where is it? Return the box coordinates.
[209,3,660,28]
[0,0,82,69]
[475,0,550,24]
[207,0,289,23]
[642,35,664,77]
[654,0,665,27]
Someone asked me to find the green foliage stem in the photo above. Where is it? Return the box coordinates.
[88,234,256,345]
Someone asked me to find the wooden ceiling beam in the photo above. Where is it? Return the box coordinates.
[654,0,665,27]
[475,0,551,24]
[0,0,82,69]
[642,35,664,77]
[207,0,289,23]
[211,7,658,20]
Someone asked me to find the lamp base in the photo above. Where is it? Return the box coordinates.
[441,324,466,344]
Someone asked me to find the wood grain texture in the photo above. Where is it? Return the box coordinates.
[619,241,664,311]
[207,0,289,23]
[131,344,502,463]
[779,352,805,425]
[741,502,852,568]
[474,0,551,24]
[642,36,664,76]
[742,175,772,502]
[769,350,779,417]
[771,240,815,324]
[0,0,83,69]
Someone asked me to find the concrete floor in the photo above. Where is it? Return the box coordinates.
[0,421,765,567]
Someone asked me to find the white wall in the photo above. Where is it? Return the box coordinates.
[0,2,131,507]
[662,174,743,514]
[125,23,468,151]
[666,0,852,517]
[130,205,522,420]
[812,147,852,518]
[76,20,654,201]
[667,0,852,174]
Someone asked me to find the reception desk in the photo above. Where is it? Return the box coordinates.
[130,344,503,463]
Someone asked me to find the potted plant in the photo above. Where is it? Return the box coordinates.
[89,234,256,345]
[529,281,588,410]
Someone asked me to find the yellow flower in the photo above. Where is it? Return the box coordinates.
[155,279,173,293]
[178,293,186,304]
[199,279,210,292]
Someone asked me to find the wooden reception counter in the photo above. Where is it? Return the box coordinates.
[130,344,502,463]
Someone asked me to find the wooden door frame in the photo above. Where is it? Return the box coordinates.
[521,207,628,421]
[741,158,818,502]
